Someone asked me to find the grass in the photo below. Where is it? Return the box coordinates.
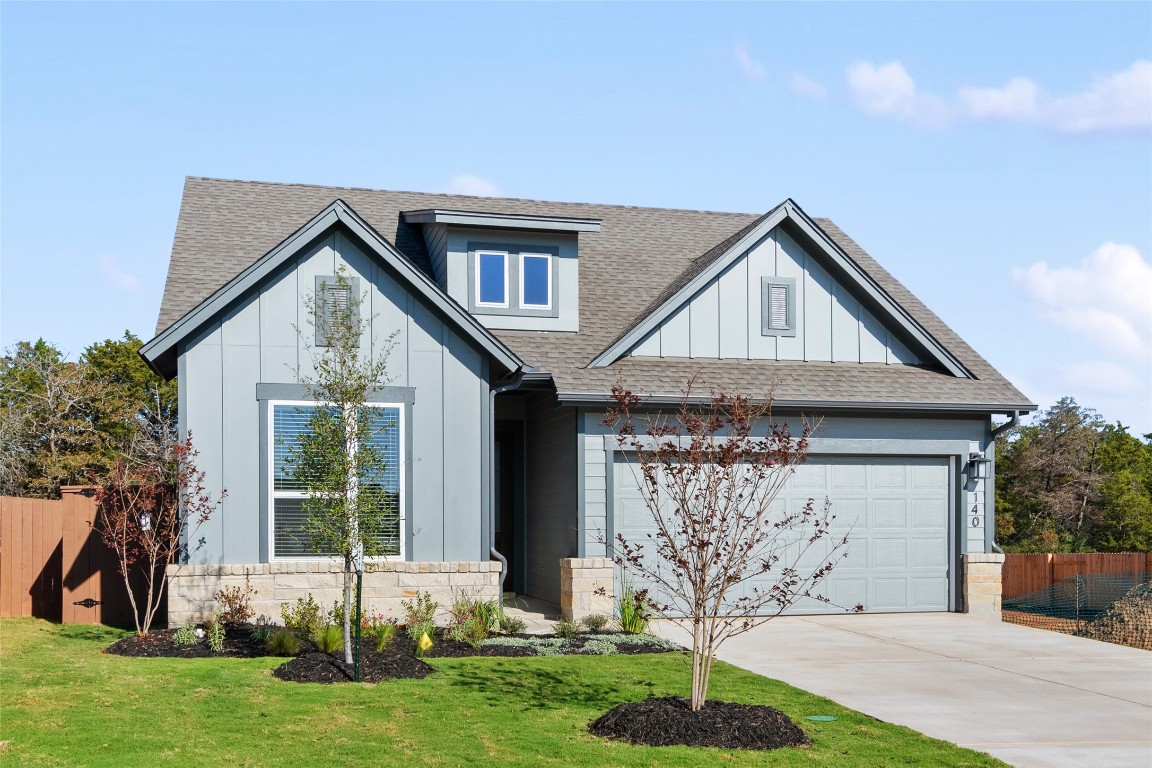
[0,618,1007,767]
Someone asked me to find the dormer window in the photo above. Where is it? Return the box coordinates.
[520,253,552,309]
[476,251,509,307]
[468,242,560,318]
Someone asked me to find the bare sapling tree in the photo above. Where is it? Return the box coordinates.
[94,421,223,636]
[603,383,861,711]
[288,268,398,665]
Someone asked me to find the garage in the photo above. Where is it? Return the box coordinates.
[612,454,953,615]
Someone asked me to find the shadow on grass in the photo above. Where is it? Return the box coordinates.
[447,660,647,711]
[57,624,129,643]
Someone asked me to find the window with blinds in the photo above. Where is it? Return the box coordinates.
[271,402,402,558]
[760,276,797,337]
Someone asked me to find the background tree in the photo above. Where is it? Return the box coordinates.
[995,397,1152,552]
[0,339,110,496]
[0,332,174,497]
[286,269,398,665]
[603,384,858,712]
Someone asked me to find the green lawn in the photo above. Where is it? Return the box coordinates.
[0,619,1005,767]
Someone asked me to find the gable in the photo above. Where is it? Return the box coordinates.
[626,224,922,365]
[141,200,523,380]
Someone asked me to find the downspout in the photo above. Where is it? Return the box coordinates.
[489,372,524,607]
[987,411,1020,555]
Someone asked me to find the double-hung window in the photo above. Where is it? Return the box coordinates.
[270,400,404,559]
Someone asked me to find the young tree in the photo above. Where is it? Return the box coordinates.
[603,384,859,712]
[286,268,398,665]
[94,431,222,635]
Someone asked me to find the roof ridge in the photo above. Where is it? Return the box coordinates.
[184,176,765,219]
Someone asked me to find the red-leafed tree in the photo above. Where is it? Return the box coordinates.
[603,384,860,711]
[94,431,224,635]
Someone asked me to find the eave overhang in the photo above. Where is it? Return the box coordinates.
[402,208,602,233]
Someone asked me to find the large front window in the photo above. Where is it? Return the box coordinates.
[270,401,403,559]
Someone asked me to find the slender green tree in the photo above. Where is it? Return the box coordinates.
[286,268,398,665]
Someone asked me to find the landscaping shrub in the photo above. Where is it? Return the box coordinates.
[580,613,611,633]
[500,615,527,634]
[401,591,438,644]
[266,628,302,656]
[249,615,273,645]
[447,594,499,647]
[314,625,343,655]
[552,617,578,638]
[214,571,256,625]
[617,584,650,634]
[583,638,615,655]
[280,594,324,639]
[374,622,396,652]
[206,615,226,653]
[172,623,199,646]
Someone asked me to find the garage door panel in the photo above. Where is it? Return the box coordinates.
[872,498,909,528]
[612,454,951,615]
[910,537,946,567]
[871,578,910,609]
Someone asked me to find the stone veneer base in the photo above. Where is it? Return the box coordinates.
[560,557,615,622]
[166,561,500,628]
[962,553,1005,620]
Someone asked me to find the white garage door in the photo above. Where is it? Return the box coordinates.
[612,455,952,614]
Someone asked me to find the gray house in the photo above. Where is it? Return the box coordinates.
[141,177,1033,626]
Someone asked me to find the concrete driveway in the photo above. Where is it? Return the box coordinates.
[656,613,1151,768]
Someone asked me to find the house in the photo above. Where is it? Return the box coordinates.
[141,177,1034,626]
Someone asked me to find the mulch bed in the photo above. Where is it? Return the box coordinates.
[589,697,811,750]
[104,625,677,684]
[104,624,270,658]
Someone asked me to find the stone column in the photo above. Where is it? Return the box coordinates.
[560,557,614,622]
[962,553,1005,619]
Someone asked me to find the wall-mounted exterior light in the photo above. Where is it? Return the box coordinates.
[968,452,992,480]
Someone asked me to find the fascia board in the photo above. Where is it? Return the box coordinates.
[140,201,524,379]
[780,202,973,379]
[402,209,602,233]
[587,204,791,368]
[555,390,1036,415]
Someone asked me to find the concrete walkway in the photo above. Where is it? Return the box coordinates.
[655,613,1152,768]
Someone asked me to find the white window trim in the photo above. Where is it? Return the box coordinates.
[518,253,553,310]
[475,250,509,308]
[267,399,406,562]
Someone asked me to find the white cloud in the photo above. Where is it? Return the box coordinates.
[1054,361,1144,398]
[443,174,500,197]
[1012,242,1152,361]
[97,255,140,294]
[856,59,1152,135]
[733,38,767,83]
[1046,61,1152,134]
[958,77,1040,122]
[845,60,949,127]
[788,72,827,100]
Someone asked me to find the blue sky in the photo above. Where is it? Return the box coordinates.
[2,2,1150,433]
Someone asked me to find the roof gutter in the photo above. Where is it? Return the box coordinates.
[988,410,1020,555]
[489,371,524,608]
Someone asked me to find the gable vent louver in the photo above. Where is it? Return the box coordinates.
[315,275,360,347]
[768,284,788,330]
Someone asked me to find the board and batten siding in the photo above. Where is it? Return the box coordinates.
[629,227,920,364]
[523,393,579,603]
[177,230,490,565]
[577,411,994,560]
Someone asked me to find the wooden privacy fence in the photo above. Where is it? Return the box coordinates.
[0,487,159,627]
[1002,552,1152,600]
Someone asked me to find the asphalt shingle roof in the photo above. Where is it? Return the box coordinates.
[156,177,1032,411]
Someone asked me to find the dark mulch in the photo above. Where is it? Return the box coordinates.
[104,624,269,658]
[589,697,811,750]
[272,639,435,684]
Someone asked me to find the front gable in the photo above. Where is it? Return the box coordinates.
[590,200,971,378]
[625,223,922,365]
